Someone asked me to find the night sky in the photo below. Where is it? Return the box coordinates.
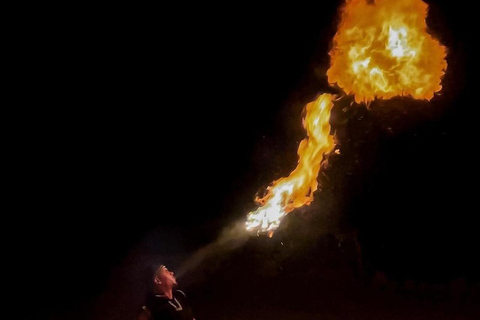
[16,1,478,319]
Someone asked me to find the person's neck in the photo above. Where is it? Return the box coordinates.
[164,289,173,299]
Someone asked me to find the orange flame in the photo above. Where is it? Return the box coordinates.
[246,94,336,234]
[245,0,447,235]
[327,0,447,103]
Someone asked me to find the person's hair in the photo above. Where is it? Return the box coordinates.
[153,264,166,281]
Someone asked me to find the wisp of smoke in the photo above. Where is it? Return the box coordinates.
[175,220,249,280]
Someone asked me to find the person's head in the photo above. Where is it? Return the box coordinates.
[152,265,177,293]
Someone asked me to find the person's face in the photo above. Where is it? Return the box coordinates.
[155,266,177,287]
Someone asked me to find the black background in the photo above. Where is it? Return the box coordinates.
[13,0,478,319]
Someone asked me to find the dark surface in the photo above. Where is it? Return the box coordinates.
[14,0,478,319]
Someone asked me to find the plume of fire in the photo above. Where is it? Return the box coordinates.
[245,0,447,235]
[245,94,336,236]
[327,0,447,103]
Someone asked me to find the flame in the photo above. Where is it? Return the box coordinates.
[245,0,448,235]
[327,0,447,103]
[245,94,336,234]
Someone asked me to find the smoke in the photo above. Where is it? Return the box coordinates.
[175,220,249,281]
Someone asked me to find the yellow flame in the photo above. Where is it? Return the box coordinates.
[246,94,336,233]
[245,0,448,235]
[327,0,447,103]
